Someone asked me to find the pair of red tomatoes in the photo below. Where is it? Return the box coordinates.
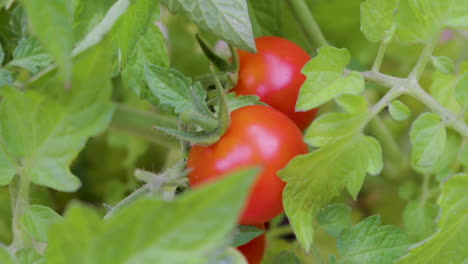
[188,37,316,262]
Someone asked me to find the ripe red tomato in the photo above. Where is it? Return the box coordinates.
[187,105,308,225]
[237,224,266,264]
[232,36,318,130]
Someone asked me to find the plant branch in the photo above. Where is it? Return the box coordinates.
[372,41,389,72]
[408,39,437,81]
[109,104,180,148]
[8,175,31,253]
[104,184,151,220]
[285,0,328,49]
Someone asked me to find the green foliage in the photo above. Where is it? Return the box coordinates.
[430,56,454,74]
[397,174,468,263]
[20,205,62,242]
[410,113,447,170]
[338,216,411,264]
[317,204,352,237]
[21,0,73,81]
[8,37,52,73]
[0,245,15,264]
[162,0,256,52]
[273,251,301,264]
[0,69,12,87]
[455,74,468,108]
[45,168,257,264]
[389,100,411,121]
[360,0,397,42]
[231,225,264,247]
[297,46,365,110]
[402,201,438,242]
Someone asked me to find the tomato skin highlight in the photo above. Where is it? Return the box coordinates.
[187,105,308,225]
[233,36,318,130]
[237,224,266,264]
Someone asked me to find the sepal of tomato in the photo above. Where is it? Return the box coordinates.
[187,105,308,224]
[233,36,318,130]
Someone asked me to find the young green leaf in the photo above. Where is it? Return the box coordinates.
[360,0,398,42]
[162,0,256,52]
[335,94,368,114]
[46,168,258,264]
[430,56,454,74]
[144,64,206,114]
[0,69,13,87]
[232,225,264,247]
[410,113,447,169]
[297,46,365,110]
[20,205,62,242]
[8,37,52,73]
[455,74,468,108]
[338,216,411,264]
[429,72,462,114]
[317,204,352,237]
[110,0,157,71]
[122,24,169,101]
[397,0,468,43]
[403,201,438,242]
[428,130,461,174]
[21,0,73,80]
[0,245,15,264]
[389,100,411,121]
[397,173,468,263]
[73,0,116,42]
[279,135,382,251]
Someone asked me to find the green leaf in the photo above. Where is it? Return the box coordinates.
[335,94,368,114]
[122,24,169,100]
[429,130,461,174]
[403,201,438,241]
[247,0,282,37]
[20,205,62,242]
[273,251,301,264]
[397,0,468,42]
[144,64,206,114]
[232,225,264,247]
[110,0,157,71]
[338,216,411,264]
[360,0,398,42]
[0,69,13,87]
[410,113,447,169]
[16,248,42,264]
[8,37,52,73]
[73,0,115,42]
[21,0,73,80]
[297,46,365,110]
[398,181,419,200]
[317,204,352,237]
[46,168,258,264]
[279,135,382,251]
[389,100,411,121]
[0,245,15,264]
[397,173,468,264]
[455,74,468,107]
[431,56,454,74]
[0,39,114,191]
[226,93,265,112]
[164,0,256,52]
[429,72,461,114]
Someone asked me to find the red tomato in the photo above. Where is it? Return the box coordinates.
[187,105,308,225]
[237,224,266,264]
[233,36,318,130]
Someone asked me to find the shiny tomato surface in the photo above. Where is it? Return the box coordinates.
[237,224,266,264]
[187,105,308,225]
[233,36,318,130]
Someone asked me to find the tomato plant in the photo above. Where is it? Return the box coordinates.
[187,105,308,225]
[237,224,266,264]
[233,36,318,130]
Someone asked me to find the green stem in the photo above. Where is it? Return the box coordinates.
[104,184,151,220]
[372,41,389,72]
[285,0,328,48]
[408,39,436,81]
[9,175,31,253]
[109,104,180,148]
[420,173,430,206]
